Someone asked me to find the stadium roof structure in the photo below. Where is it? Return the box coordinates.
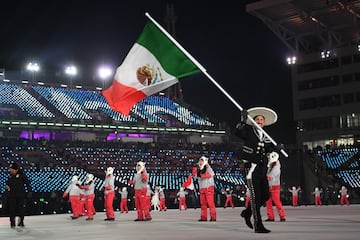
[246,0,360,53]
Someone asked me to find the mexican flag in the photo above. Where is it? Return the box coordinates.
[102,21,201,116]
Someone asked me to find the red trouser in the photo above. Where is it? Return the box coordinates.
[159,198,167,210]
[135,189,151,220]
[120,198,129,213]
[179,197,187,210]
[69,195,81,217]
[340,195,349,205]
[85,194,95,219]
[265,185,286,220]
[292,195,298,206]
[104,191,115,218]
[199,187,216,220]
[245,196,251,208]
[315,196,322,206]
[224,196,234,208]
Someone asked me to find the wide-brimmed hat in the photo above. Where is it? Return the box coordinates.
[246,107,278,126]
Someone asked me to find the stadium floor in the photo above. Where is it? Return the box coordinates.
[0,205,359,240]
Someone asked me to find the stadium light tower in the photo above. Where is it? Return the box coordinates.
[65,65,77,88]
[97,65,113,89]
[27,62,40,84]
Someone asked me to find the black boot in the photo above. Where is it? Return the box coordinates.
[240,209,253,229]
[18,221,25,227]
[10,217,15,228]
[255,221,271,233]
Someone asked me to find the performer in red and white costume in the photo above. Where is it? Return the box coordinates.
[151,187,160,211]
[288,186,301,206]
[158,187,167,211]
[129,161,152,221]
[223,188,234,208]
[63,175,81,219]
[119,187,129,213]
[81,173,95,220]
[103,167,115,220]
[265,153,286,221]
[311,187,323,206]
[177,187,188,210]
[339,186,350,206]
[192,156,216,221]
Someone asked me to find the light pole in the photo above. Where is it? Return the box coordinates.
[27,62,40,84]
[65,65,77,88]
[97,66,113,90]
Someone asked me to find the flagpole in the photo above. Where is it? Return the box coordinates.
[145,12,288,158]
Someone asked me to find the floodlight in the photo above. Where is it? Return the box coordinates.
[98,66,113,79]
[65,65,77,76]
[27,62,40,72]
[286,56,297,65]
[321,50,331,59]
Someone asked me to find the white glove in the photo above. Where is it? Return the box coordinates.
[246,163,257,180]
[267,151,279,167]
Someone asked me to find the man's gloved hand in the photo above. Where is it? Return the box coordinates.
[275,143,285,152]
[240,110,249,123]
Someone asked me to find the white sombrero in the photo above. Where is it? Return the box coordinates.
[246,107,278,126]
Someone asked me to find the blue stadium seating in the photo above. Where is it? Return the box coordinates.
[0,83,214,127]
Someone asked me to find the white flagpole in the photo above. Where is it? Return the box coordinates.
[145,12,288,158]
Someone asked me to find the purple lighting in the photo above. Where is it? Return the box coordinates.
[128,133,152,138]
[106,133,153,141]
[20,131,50,140]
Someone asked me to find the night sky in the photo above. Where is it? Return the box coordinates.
[0,0,295,143]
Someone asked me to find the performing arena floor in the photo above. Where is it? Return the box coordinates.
[0,205,359,240]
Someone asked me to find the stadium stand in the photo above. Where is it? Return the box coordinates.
[317,147,360,188]
[0,83,214,127]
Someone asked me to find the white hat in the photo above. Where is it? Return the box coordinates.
[199,156,208,170]
[106,167,114,175]
[246,107,278,126]
[137,161,145,168]
[86,174,94,183]
[122,187,127,192]
[72,175,78,182]
[136,161,145,173]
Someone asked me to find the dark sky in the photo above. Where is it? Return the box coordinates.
[0,0,296,144]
